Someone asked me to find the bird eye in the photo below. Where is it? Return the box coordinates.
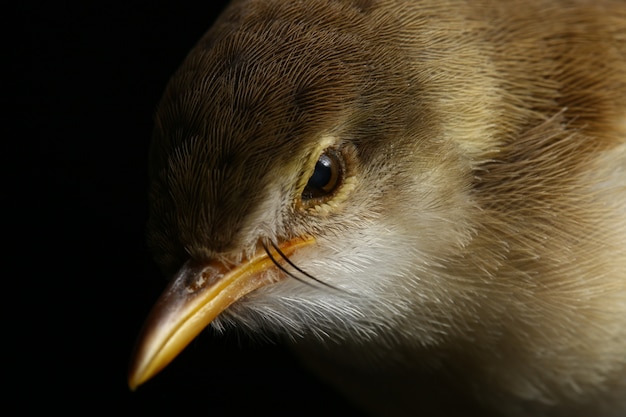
[302,149,343,202]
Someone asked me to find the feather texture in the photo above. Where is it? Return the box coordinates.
[142,1,626,416]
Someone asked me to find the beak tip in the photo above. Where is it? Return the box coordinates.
[128,364,151,392]
[127,365,142,391]
[128,347,151,392]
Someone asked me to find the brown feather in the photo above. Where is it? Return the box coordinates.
[143,1,626,416]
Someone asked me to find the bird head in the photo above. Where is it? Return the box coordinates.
[129,0,482,389]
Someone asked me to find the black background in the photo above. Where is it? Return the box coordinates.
[13,1,364,415]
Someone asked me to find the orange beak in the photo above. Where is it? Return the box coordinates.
[128,236,315,390]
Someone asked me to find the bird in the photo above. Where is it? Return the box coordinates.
[128,0,626,416]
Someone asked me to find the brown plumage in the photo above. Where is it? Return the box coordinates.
[130,1,626,416]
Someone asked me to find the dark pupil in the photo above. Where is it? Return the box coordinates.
[307,154,333,191]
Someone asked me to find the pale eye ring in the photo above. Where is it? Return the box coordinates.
[302,149,343,201]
